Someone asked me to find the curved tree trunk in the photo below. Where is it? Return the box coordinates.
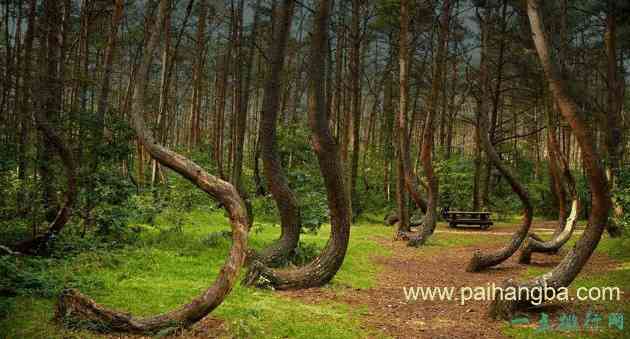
[247,0,300,266]
[519,108,579,263]
[408,0,452,247]
[55,1,250,334]
[13,101,77,255]
[465,97,533,271]
[404,173,429,214]
[466,6,533,269]
[488,0,611,319]
[242,0,352,290]
[519,199,578,264]
[13,0,77,255]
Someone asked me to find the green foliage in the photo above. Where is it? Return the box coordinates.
[248,124,329,233]
[0,257,59,298]
[435,156,476,210]
[612,167,630,234]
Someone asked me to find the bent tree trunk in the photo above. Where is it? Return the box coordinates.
[466,12,533,269]
[519,115,579,264]
[13,0,77,255]
[248,0,300,266]
[243,0,352,290]
[408,0,451,247]
[465,100,533,271]
[55,0,250,334]
[489,0,611,319]
[519,199,578,264]
[13,104,77,254]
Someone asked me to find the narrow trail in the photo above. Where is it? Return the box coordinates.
[435,227,583,236]
[279,227,617,338]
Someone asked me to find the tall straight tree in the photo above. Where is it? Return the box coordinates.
[188,0,208,149]
[603,0,624,237]
[231,0,261,197]
[394,0,411,238]
[348,0,362,217]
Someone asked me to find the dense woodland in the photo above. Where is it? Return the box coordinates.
[0,0,629,337]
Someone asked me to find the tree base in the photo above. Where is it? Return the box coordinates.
[466,250,484,272]
[56,289,149,333]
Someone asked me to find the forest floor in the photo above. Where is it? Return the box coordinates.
[1,209,629,339]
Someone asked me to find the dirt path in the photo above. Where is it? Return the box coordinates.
[280,230,617,338]
[434,228,577,236]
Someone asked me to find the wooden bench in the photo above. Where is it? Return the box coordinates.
[441,210,493,230]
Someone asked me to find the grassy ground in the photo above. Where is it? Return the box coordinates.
[1,209,628,338]
[1,209,393,339]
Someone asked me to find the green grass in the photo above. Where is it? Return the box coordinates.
[2,209,627,338]
[0,209,393,338]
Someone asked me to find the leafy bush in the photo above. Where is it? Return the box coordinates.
[290,241,322,266]
[298,191,328,233]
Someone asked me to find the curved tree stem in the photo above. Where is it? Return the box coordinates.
[55,0,250,333]
[466,8,533,269]
[247,0,300,267]
[243,0,352,290]
[488,0,611,319]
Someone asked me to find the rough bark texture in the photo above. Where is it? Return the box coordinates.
[488,0,611,319]
[55,1,250,333]
[409,0,451,247]
[349,0,362,218]
[394,0,412,239]
[603,0,623,238]
[231,0,261,197]
[242,0,352,290]
[466,5,533,269]
[247,0,300,266]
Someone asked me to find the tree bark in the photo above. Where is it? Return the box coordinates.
[466,4,533,270]
[231,0,260,197]
[488,0,611,319]
[242,0,352,290]
[16,0,37,216]
[348,0,362,218]
[603,0,623,237]
[55,1,250,333]
[246,0,300,266]
[409,0,451,247]
[393,0,412,239]
[188,0,208,149]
